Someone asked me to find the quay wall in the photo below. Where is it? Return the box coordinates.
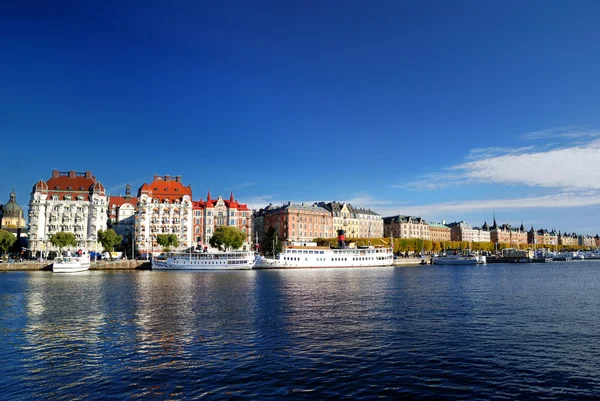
[0,260,150,272]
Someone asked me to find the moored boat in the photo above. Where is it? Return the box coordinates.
[152,250,258,270]
[432,251,486,265]
[53,250,91,273]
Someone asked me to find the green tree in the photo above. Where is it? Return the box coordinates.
[260,227,282,257]
[49,232,77,255]
[97,229,123,260]
[210,226,246,251]
[156,234,178,252]
[0,229,16,257]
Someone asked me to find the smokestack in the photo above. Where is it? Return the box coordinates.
[337,229,346,249]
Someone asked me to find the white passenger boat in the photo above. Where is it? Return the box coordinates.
[53,250,91,273]
[432,252,486,265]
[256,243,394,269]
[152,250,258,270]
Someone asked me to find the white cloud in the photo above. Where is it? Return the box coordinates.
[521,126,600,140]
[399,138,600,191]
[397,192,600,217]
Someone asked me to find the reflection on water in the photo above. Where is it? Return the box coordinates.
[1,263,600,399]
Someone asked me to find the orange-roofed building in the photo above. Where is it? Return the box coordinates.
[192,191,253,250]
[135,175,193,254]
[28,169,108,255]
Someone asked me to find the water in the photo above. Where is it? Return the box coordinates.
[2,262,600,400]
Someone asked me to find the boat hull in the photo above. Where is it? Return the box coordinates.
[256,247,394,269]
[53,259,90,273]
[432,259,479,265]
[152,252,257,270]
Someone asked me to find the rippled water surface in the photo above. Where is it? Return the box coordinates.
[2,262,600,399]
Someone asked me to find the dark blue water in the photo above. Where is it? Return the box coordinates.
[2,262,600,400]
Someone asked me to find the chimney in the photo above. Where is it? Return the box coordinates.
[52,169,59,178]
[69,170,76,178]
[153,175,160,182]
[85,171,92,179]
[176,176,181,182]
[165,175,170,182]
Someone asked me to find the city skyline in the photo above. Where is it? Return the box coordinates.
[2,1,600,234]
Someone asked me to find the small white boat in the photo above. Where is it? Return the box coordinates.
[152,250,258,270]
[433,252,486,265]
[53,250,91,273]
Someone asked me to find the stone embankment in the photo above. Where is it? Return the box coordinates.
[0,260,151,272]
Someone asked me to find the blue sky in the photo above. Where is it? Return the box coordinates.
[2,1,600,235]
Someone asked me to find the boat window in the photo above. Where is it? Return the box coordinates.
[320,251,324,254]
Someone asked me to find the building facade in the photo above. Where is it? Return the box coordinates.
[135,175,193,254]
[528,227,558,246]
[28,170,108,254]
[192,191,253,250]
[263,203,333,243]
[428,222,451,242]
[108,184,138,242]
[315,202,359,238]
[383,215,430,240]
[354,207,384,238]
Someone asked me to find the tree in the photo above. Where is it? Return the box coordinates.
[0,229,16,257]
[259,227,282,257]
[210,226,246,251]
[97,229,123,260]
[49,232,77,255]
[156,234,178,252]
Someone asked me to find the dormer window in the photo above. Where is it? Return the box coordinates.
[80,186,85,190]
[67,186,72,190]
[55,186,60,189]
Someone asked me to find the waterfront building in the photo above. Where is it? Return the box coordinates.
[383,215,430,240]
[1,188,27,236]
[527,227,558,246]
[252,203,275,245]
[28,170,108,254]
[559,232,578,246]
[108,184,138,242]
[490,219,527,245]
[192,191,253,250]
[578,234,595,247]
[354,207,384,238]
[135,175,193,254]
[429,222,451,242]
[447,221,469,242]
[263,202,332,243]
[316,202,360,238]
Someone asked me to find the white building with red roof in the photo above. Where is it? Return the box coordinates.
[135,175,193,254]
[192,191,253,250]
[28,169,108,254]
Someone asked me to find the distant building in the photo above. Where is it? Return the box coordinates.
[578,234,595,247]
[1,188,27,235]
[528,227,558,246]
[353,207,383,238]
[108,184,138,242]
[558,232,578,246]
[383,215,430,240]
[263,203,333,243]
[316,202,360,238]
[490,219,527,245]
[252,203,275,245]
[428,222,451,242]
[28,170,108,254]
[135,175,193,254]
[192,191,253,250]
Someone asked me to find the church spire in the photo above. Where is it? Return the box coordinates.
[207,188,211,202]
[230,191,234,202]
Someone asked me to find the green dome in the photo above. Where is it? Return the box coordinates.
[3,189,23,217]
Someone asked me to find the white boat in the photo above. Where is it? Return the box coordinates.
[53,250,91,273]
[152,250,258,270]
[256,244,394,269]
[432,252,486,265]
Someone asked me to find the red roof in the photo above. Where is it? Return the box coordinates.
[138,175,192,201]
[109,196,138,207]
[33,170,105,196]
